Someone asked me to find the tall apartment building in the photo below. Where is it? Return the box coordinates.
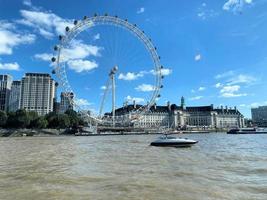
[60,92,74,113]
[251,106,267,127]
[0,75,12,111]
[20,73,55,116]
[8,80,21,112]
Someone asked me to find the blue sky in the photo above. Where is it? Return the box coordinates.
[0,0,267,118]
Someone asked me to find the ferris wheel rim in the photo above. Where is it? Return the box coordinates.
[52,15,163,124]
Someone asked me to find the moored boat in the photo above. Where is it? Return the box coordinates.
[150,135,198,147]
[227,127,267,134]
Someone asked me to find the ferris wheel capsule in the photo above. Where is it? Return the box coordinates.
[74,20,78,25]
[51,57,56,62]
[52,69,56,74]
[54,45,58,51]
[83,16,87,20]
[59,35,63,40]
[65,26,70,32]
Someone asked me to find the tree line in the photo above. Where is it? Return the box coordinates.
[0,109,86,129]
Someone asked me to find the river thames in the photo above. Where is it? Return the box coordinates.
[0,133,266,200]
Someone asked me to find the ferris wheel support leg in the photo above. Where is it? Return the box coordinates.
[112,74,115,127]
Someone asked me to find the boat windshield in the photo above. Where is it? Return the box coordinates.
[159,135,177,139]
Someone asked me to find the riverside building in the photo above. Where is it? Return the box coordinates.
[20,73,56,115]
[251,106,267,127]
[8,80,21,112]
[114,97,244,129]
[59,92,74,113]
[0,74,12,111]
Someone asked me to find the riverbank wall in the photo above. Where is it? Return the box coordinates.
[0,128,72,137]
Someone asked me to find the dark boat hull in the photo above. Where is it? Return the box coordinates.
[150,141,198,147]
[227,131,267,134]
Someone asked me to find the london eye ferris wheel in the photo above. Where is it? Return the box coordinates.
[51,14,164,126]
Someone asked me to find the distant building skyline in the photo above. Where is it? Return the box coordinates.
[9,80,21,112]
[114,97,244,129]
[1,0,267,118]
[60,92,74,113]
[20,73,55,115]
[0,75,12,112]
[251,106,267,127]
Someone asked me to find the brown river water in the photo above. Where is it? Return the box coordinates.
[0,133,267,200]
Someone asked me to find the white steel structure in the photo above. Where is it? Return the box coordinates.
[51,15,163,125]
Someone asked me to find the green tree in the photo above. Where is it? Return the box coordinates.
[28,111,39,128]
[57,114,70,129]
[15,109,30,128]
[65,109,79,127]
[46,112,70,129]
[0,110,7,127]
[31,117,48,129]
[6,112,16,128]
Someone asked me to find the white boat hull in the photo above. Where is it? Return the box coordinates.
[151,136,198,147]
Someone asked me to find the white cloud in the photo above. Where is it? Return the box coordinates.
[100,85,107,90]
[61,40,102,61]
[222,0,253,13]
[215,70,234,79]
[118,72,144,81]
[93,33,100,40]
[195,54,201,61]
[215,83,223,88]
[240,101,267,108]
[0,62,20,71]
[227,74,256,85]
[197,3,218,20]
[150,68,172,76]
[220,85,247,98]
[23,0,32,6]
[35,40,102,72]
[75,98,92,107]
[125,95,144,104]
[18,9,74,39]
[35,40,102,61]
[34,53,53,61]
[220,85,240,93]
[67,59,98,73]
[220,93,247,98]
[198,86,206,91]
[0,21,36,55]
[116,68,172,81]
[135,84,155,92]
[137,7,145,14]
[189,96,203,101]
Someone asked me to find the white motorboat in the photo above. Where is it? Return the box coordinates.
[150,135,198,147]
